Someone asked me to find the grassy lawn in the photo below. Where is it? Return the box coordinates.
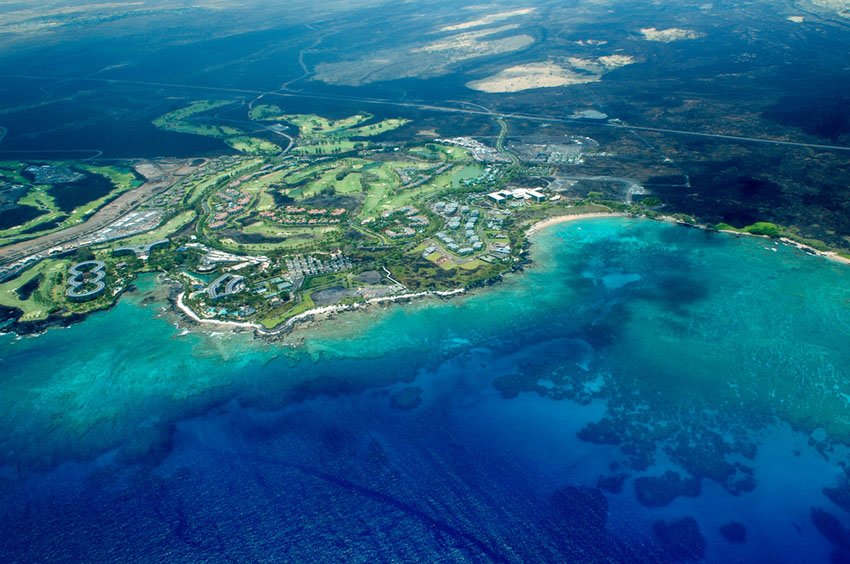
[155,100,282,156]
[345,118,410,137]
[458,259,486,271]
[361,180,394,219]
[296,166,364,199]
[336,172,363,194]
[259,292,316,329]
[249,104,286,122]
[217,222,338,251]
[242,222,338,241]
[283,161,336,186]
[284,114,371,136]
[153,100,233,135]
[0,259,68,321]
[79,164,142,191]
[361,163,478,218]
[225,136,280,155]
[0,164,145,246]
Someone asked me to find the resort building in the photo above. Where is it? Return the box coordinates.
[208,273,245,300]
[66,261,107,302]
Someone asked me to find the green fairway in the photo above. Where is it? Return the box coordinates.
[336,172,363,194]
[0,259,68,321]
[281,114,371,137]
[225,137,281,155]
[154,100,282,156]
[0,164,144,246]
[344,118,410,137]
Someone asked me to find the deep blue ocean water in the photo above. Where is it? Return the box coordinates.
[2,217,850,562]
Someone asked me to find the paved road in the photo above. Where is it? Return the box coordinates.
[0,160,193,264]
[6,74,850,154]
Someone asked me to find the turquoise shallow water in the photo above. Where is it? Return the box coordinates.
[2,217,850,562]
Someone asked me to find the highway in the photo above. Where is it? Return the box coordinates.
[5,73,850,154]
[0,160,193,265]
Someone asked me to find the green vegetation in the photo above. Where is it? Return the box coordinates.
[291,140,363,156]
[279,113,372,136]
[79,165,142,191]
[0,259,68,321]
[0,163,143,246]
[153,100,236,137]
[336,172,363,194]
[250,110,408,155]
[258,291,316,329]
[181,158,264,205]
[716,221,835,253]
[249,104,287,122]
[225,136,280,155]
[24,103,816,334]
[717,221,785,238]
[345,118,410,138]
[154,100,280,156]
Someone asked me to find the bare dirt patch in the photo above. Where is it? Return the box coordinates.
[639,27,704,42]
[439,8,536,32]
[467,54,637,93]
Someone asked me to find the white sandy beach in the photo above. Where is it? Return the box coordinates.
[526,212,626,236]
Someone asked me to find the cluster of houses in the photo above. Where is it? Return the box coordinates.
[381,206,430,238]
[258,206,347,226]
[209,186,252,230]
[432,201,484,255]
[284,252,351,279]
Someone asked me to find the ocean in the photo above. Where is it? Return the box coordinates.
[2,217,850,562]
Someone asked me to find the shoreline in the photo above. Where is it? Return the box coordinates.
[526,212,627,236]
[710,227,850,267]
[5,210,849,340]
[175,291,263,332]
[778,237,850,266]
[527,211,850,268]
[259,288,466,337]
[170,210,631,338]
[174,285,467,338]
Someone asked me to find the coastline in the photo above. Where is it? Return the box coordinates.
[175,291,263,332]
[171,210,631,339]
[175,286,467,338]
[5,210,849,340]
[526,212,627,236]
[527,211,850,268]
[262,288,466,335]
[778,237,850,266]
[710,227,850,267]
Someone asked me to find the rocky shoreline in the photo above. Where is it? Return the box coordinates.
[4,211,848,340]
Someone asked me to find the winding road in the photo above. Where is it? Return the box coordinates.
[5,73,850,154]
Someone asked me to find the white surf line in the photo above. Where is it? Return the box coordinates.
[259,288,467,335]
[176,291,262,331]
